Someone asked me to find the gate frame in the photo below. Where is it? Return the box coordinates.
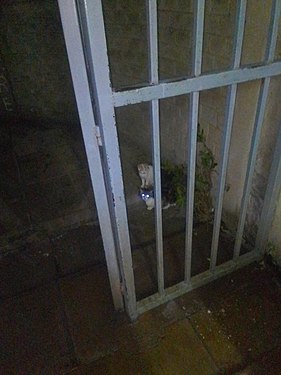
[58,0,124,312]
[59,0,281,320]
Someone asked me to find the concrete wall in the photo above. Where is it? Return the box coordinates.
[0,0,79,126]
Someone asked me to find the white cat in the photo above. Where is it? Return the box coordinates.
[137,163,154,188]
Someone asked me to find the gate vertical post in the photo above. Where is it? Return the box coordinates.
[147,0,164,296]
[58,0,124,310]
[185,0,205,282]
[75,0,137,319]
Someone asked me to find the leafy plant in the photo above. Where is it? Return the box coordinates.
[264,241,281,269]
[161,160,186,207]
[161,124,218,222]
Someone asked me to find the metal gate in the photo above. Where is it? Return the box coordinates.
[58,0,281,320]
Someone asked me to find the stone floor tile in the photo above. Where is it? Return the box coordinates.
[60,267,184,364]
[189,308,244,372]
[52,224,105,275]
[18,145,83,186]
[176,263,264,316]
[236,345,281,375]
[0,197,31,239]
[69,168,97,211]
[25,175,84,224]
[0,151,20,185]
[163,232,185,287]
[72,319,217,375]
[68,351,152,375]
[133,245,158,300]
[12,126,69,157]
[114,301,186,355]
[189,273,281,373]
[60,265,118,363]
[19,150,63,184]
[0,284,73,374]
[143,319,217,374]
[0,238,56,298]
[0,149,23,201]
[61,267,217,373]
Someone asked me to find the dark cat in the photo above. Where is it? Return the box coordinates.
[139,168,177,210]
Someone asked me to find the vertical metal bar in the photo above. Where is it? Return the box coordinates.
[210,0,247,270]
[232,1,247,69]
[193,0,205,77]
[210,85,237,270]
[233,0,281,259]
[233,78,270,258]
[57,0,123,310]
[147,0,164,295]
[255,124,281,254]
[147,0,158,82]
[185,0,205,282]
[77,0,137,319]
[264,0,281,63]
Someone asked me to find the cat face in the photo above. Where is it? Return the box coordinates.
[137,163,147,175]
[140,188,153,201]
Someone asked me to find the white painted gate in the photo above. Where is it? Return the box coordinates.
[58,0,281,320]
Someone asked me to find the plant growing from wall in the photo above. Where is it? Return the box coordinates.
[161,124,217,222]
[266,242,281,268]
[161,160,186,207]
[195,125,217,222]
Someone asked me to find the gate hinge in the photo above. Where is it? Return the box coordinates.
[95,125,103,146]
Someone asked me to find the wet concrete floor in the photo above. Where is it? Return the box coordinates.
[1,228,281,374]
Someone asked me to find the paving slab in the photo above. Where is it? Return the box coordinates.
[61,265,186,364]
[25,175,84,224]
[18,144,84,186]
[12,126,70,157]
[176,263,264,316]
[236,345,281,375]
[52,224,104,276]
[189,270,281,373]
[61,264,118,364]
[0,151,22,201]
[0,238,56,298]
[0,197,31,239]
[70,319,217,375]
[0,284,73,374]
